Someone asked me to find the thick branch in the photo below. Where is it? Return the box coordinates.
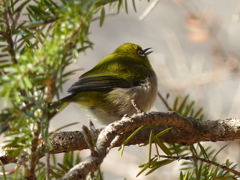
[1,111,240,179]
[57,111,240,179]
[1,111,240,166]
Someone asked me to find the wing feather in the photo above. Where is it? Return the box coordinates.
[68,75,140,94]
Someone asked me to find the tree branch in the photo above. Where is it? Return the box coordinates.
[57,111,240,179]
[1,111,240,179]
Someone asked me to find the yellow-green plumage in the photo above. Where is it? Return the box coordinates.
[61,43,158,124]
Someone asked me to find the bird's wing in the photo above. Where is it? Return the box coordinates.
[67,75,140,95]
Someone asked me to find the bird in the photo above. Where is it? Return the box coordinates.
[60,43,158,124]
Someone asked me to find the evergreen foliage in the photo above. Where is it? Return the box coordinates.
[0,0,238,179]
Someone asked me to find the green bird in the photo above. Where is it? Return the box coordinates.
[61,43,158,124]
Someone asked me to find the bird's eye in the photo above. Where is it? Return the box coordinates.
[138,50,145,56]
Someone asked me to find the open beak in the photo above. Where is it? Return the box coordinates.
[143,48,153,56]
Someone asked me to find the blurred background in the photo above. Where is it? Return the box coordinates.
[51,0,240,179]
[2,0,240,179]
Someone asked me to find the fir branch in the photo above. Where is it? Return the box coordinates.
[0,0,18,64]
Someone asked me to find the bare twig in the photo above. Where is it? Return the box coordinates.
[45,152,50,180]
[82,125,98,156]
[157,91,172,111]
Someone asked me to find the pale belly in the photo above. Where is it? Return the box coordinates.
[86,73,158,125]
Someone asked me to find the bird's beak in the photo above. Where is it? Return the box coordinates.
[143,48,153,56]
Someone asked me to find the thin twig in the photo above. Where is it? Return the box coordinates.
[45,152,50,180]
[2,0,18,64]
[82,125,98,156]
[157,91,172,111]
[157,155,240,177]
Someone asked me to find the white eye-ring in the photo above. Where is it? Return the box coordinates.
[138,50,145,56]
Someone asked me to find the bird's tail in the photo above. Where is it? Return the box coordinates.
[48,100,69,118]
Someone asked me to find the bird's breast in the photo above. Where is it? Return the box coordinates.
[107,71,158,115]
[85,71,158,125]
